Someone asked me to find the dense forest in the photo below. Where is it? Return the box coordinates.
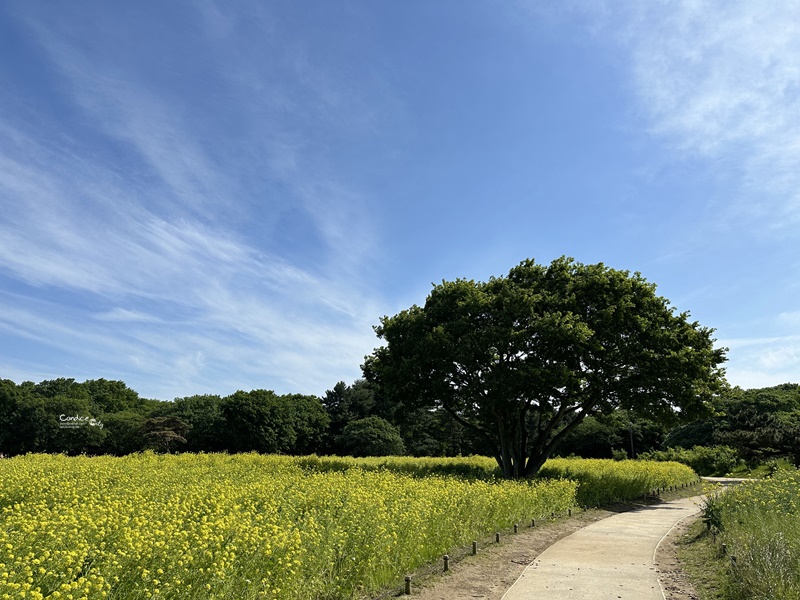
[1,377,798,467]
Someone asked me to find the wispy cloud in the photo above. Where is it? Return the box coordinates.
[617,1,800,387]
[727,335,800,388]
[0,4,389,398]
[778,311,800,328]
[718,331,800,389]
[95,309,162,323]
[548,1,800,387]
[615,1,800,228]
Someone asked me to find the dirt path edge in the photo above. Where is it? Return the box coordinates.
[655,510,703,600]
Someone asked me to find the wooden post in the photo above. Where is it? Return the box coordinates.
[472,541,477,555]
[568,508,572,517]
[495,532,500,543]
[514,523,518,534]
[443,555,449,571]
[404,575,411,595]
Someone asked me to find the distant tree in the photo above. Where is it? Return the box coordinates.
[396,408,447,457]
[638,445,740,476]
[553,415,624,458]
[667,383,800,466]
[367,257,727,478]
[7,395,51,454]
[323,380,378,453]
[163,395,226,452]
[712,385,800,465]
[43,396,107,454]
[82,379,143,414]
[33,378,89,401]
[323,381,375,438]
[221,390,329,455]
[323,382,348,421]
[323,379,475,457]
[0,384,107,455]
[554,410,667,459]
[0,380,43,455]
[281,393,330,454]
[338,416,406,457]
[99,411,147,455]
[221,390,285,453]
[663,420,716,449]
[143,416,191,453]
[0,377,331,456]
[0,379,22,454]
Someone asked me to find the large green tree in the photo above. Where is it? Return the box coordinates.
[366,257,727,478]
[221,390,329,455]
[338,416,406,457]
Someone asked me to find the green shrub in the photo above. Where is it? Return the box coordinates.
[611,448,629,461]
[338,416,406,457]
[638,445,740,476]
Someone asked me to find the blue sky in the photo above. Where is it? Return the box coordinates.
[1,1,798,400]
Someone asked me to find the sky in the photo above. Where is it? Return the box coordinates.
[0,1,798,401]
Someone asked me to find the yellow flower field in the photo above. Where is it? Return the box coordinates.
[705,468,800,600]
[0,453,576,600]
[539,458,699,506]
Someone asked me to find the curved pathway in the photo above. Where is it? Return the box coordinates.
[501,496,704,600]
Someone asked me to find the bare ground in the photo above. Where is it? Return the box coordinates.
[387,501,702,600]
[655,513,702,600]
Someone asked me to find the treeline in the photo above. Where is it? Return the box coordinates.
[1,377,798,464]
[664,382,800,466]
[0,378,482,457]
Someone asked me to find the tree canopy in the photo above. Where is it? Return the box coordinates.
[665,383,800,466]
[366,257,728,478]
[338,416,406,457]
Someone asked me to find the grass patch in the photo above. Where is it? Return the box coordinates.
[686,470,800,600]
[677,520,732,600]
[724,457,795,478]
